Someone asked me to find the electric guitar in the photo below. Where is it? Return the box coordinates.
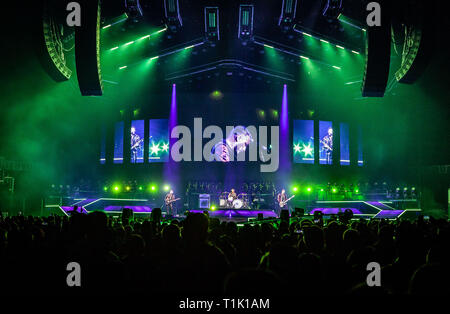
[165,198,180,205]
[320,139,333,153]
[279,195,295,207]
[131,138,144,151]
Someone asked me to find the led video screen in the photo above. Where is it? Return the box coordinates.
[340,123,350,166]
[358,126,363,166]
[293,120,314,164]
[113,121,124,164]
[100,126,106,164]
[130,120,144,163]
[319,121,333,165]
[149,119,169,163]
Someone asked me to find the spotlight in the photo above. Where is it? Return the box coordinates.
[125,186,131,191]
[125,0,143,22]
[150,184,157,192]
[292,186,298,192]
[211,205,216,211]
[114,185,120,192]
[238,5,254,45]
[163,185,170,191]
[138,186,143,191]
[306,187,312,192]
[204,7,220,44]
[278,0,298,31]
[103,186,108,191]
[164,0,183,33]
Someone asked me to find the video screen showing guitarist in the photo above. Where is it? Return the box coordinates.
[321,127,333,165]
[164,190,178,216]
[130,126,143,163]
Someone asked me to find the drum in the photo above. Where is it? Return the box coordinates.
[219,199,226,207]
[232,199,243,209]
[228,196,234,202]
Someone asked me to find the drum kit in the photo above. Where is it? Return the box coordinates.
[220,192,250,209]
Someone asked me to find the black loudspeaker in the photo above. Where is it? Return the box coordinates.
[122,208,134,224]
[280,210,290,221]
[151,208,162,222]
[257,213,264,220]
[294,208,304,217]
[75,0,103,95]
[361,0,391,97]
[393,1,434,84]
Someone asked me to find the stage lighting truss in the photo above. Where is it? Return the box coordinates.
[278,0,298,31]
[164,0,183,33]
[125,0,143,21]
[204,7,220,44]
[322,0,343,19]
[292,25,362,55]
[238,5,254,44]
[117,40,204,70]
[254,38,344,71]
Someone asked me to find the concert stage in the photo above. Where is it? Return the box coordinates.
[45,196,421,222]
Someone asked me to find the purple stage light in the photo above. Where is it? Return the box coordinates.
[279,84,291,175]
[164,83,179,191]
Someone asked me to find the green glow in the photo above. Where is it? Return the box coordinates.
[355,189,359,193]
[292,186,299,192]
[125,186,131,191]
[124,41,135,46]
[138,186,143,191]
[332,188,337,193]
[113,186,120,192]
[300,55,309,60]
[332,65,341,70]
[320,39,329,44]
[150,185,157,192]
[351,50,360,55]
[335,45,345,50]
[163,185,170,191]
[110,46,119,51]
[302,32,312,37]
[320,188,324,192]
[307,187,312,192]
[103,186,108,191]
[211,205,216,211]
[263,44,274,49]
[119,66,127,70]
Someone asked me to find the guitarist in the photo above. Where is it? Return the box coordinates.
[165,189,177,216]
[130,126,143,163]
[277,189,289,214]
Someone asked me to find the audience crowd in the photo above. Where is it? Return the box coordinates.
[0,211,448,295]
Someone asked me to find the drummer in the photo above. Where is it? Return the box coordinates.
[227,188,237,208]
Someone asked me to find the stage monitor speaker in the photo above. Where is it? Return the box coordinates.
[257,213,264,220]
[280,210,289,221]
[74,0,103,96]
[361,0,391,97]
